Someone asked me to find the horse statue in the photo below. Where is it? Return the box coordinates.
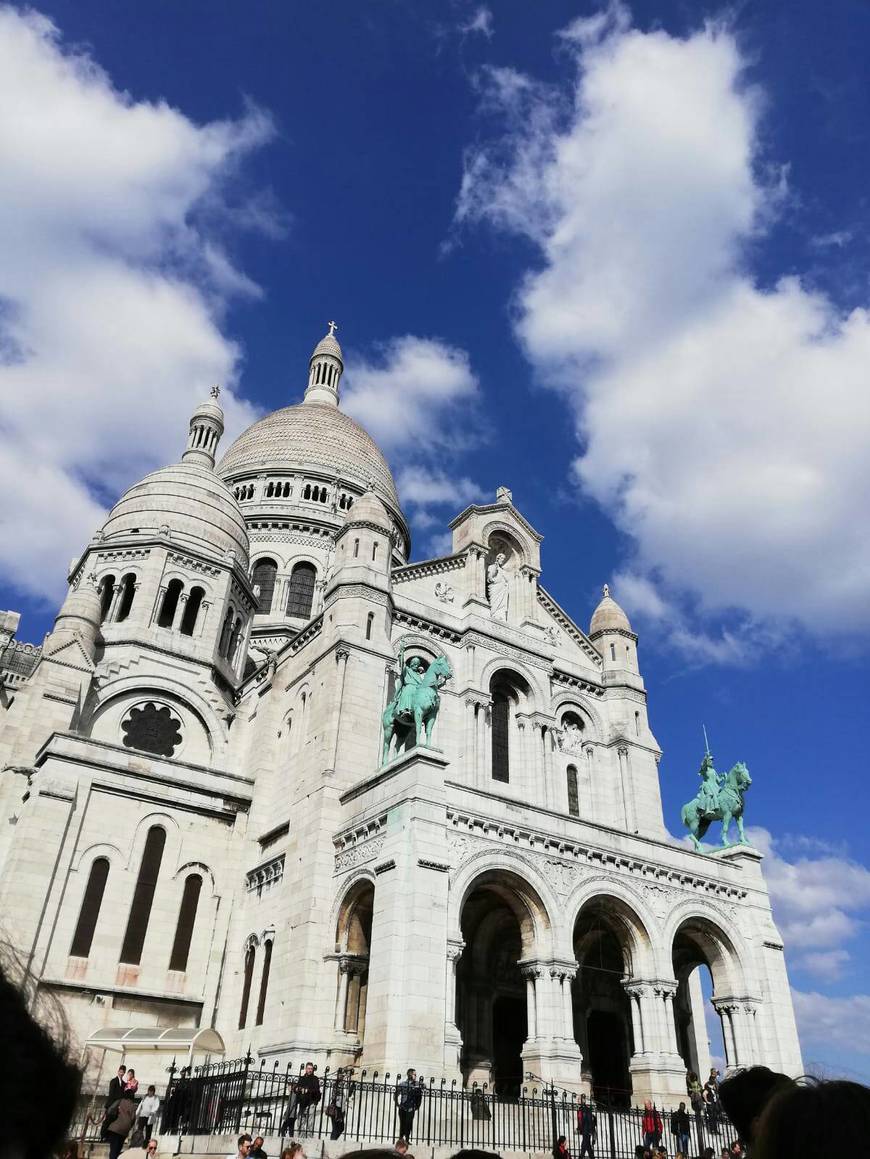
[681,759,752,850]
[381,653,453,764]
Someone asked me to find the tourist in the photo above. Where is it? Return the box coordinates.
[552,1134,571,1159]
[718,1065,793,1152]
[703,1082,720,1133]
[280,1146,304,1159]
[641,1101,663,1149]
[295,1062,322,1135]
[394,1140,409,1155]
[686,1071,703,1113]
[123,1137,158,1159]
[105,1093,138,1159]
[327,1067,353,1140]
[577,1093,596,1158]
[670,1101,690,1156]
[708,1068,720,1090]
[395,1067,424,1141]
[226,1134,252,1159]
[752,1077,870,1159]
[108,1066,128,1106]
[124,1069,140,1097]
[137,1085,160,1142]
[249,1136,267,1159]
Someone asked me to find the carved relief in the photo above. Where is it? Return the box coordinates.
[434,581,455,604]
[334,834,385,874]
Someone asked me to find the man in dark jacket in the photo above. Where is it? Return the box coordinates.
[283,1062,321,1136]
[395,1068,423,1141]
[102,1066,128,1138]
[671,1101,691,1155]
[577,1094,597,1157]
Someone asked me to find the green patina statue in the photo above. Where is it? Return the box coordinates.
[381,646,453,764]
[681,749,752,851]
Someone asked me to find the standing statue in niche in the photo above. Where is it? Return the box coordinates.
[681,742,752,851]
[381,645,453,764]
[486,552,510,622]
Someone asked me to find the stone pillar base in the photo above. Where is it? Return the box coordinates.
[629,1055,689,1107]
[522,1039,585,1092]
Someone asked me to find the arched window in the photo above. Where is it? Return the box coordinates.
[372,541,379,562]
[120,826,166,965]
[366,612,374,641]
[239,943,256,1029]
[115,573,136,623]
[70,857,110,958]
[255,938,273,1026]
[286,562,316,619]
[157,579,183,629]
[353,538,360,558]
[228,616,243,664]
[252,558,277,615]
[169,873,202,972]
[567,765,580,817]
[610,643,616,661]
[98,576,115,623]
[179,586,204,636]
[219,608,234,657]
[491,682,511,783]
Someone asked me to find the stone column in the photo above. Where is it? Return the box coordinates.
[195,600,210,639]
[625,985,645,1054]
[655,983,681,1056]
[335,957,352,1031]
[521,963,540,1041]
[687,969,712,1077]
[617,745,637,832]
[475,698,490,784]
[713,1000,738,1069]
[171,591,187,631]
[445,940,464,1071]
[465,698,478,780]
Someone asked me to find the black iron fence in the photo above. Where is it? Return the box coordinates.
[159,1057,734,1157]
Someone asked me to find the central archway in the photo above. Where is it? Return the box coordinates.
[456,868,549,1097]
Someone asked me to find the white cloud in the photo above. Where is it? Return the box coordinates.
[459,6,494,40]
[792,991,870,1059]
[455,2,870,646]
[749,827,870,980]
[0,7,271,604]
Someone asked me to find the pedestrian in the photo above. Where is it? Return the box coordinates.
[394,1140,409,1155]
[703,1083,720,1133]
[293,1063,321,1136]
[641,1101,663,1150]
[577,1094,596,1158]
[280,1146,304,1159]
[123,1137,158,1159]
[105,1094,137,1159]
[249,1136,267,1159]
[326,1067,354,1140]
[225,1135,251,1159]
[124,1069,139,1098]
[553,1134,571,1159]
[670,1100,690,1156]
[137,1085,160,1142]
[108,1066,128,1106]
[708,1068,720,1092]
[395,1067,423,1141]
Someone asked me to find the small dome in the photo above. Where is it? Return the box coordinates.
[344,489,392,531]
[189,399,224,423]
[589,585,633,635]
[311,332,343,362]
[101,462,249,567]
[55,582,102,630]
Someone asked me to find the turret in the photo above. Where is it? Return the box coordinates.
[182,386,225,469]
[326,488,393,645]
[304,321,344,406]
[43,575,102,660]
[589,584,640,677]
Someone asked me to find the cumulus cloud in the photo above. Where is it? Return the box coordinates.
[455,2,870,647]
[459,6,494,40]
[750,827,870,980]
[0,7,271,603]
[343,337,485,555]
[792,990,870,1059]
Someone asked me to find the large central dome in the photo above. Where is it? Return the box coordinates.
[217,402,400,510]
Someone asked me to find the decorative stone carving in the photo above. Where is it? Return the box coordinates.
[486,553,510,621]
[434,581,455,604]
[334,833,385,874]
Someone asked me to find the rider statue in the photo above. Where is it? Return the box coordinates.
[392,653,427,717]
[697,751,723,815]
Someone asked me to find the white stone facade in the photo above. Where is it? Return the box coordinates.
[0,329,802,1107]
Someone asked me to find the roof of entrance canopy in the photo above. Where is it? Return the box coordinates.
[84,1026,226,1053]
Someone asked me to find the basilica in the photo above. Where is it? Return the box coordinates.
[0,327,802,1106]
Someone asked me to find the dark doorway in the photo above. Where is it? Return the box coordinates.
[492,995,526,1099]
[586,1010,629,1106]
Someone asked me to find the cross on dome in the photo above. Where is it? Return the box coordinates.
[327,320,338,336]
[210,385,221,399]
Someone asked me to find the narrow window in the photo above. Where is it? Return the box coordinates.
[239,944,256,1029]
[120,826,166,965]
[634,711,640,736]
[567,766,580,817]
[219,608,234,657]
[98,575,115,623]
[169,874,202,972]
[179,586,204,636]
[366,612,374,641]
[255,938,273,1025]
[491,685,511,783]
[70,857,110,958]
[372,541,378,562]
[157,579,183,629]
[610,643,616,661]
[286,562,316,619]
[252,558,277,615]
[353,538,360,558]
[115,573,136,622]
[228,616,243,664]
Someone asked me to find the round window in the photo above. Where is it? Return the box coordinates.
[121,701,183,758]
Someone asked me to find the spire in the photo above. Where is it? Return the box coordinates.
[182,388,225,468]
[304,321,344,406]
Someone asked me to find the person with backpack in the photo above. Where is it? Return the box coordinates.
[577,1094,597,1158]
[104,1093,137,1159]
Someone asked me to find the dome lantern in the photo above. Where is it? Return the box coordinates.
[182,385,225,469]
[304,321,344,406]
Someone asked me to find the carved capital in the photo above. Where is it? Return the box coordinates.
[335,646,350,663]
[519,963,542,981]
[446,940,465,964]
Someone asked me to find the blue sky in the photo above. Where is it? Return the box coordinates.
[0,0,868,1080]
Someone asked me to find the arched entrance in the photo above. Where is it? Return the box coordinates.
[672,917,741,1076]
[456,869,548,1097]
[335,881,374,1043]
[572,899,638,1107]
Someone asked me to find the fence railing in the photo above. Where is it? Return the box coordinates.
[159,1057,733,1158]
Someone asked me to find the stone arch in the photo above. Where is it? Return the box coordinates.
[481,520,531,567]
[70,840,125,873]
[449,851,559,953]
[550,692,604,742]
[566,881,656,977]
[478,657,544,709]
[332,875,375,1042]
[663,901,750,994]
[127,810,181,874]
[85,677,224,763]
